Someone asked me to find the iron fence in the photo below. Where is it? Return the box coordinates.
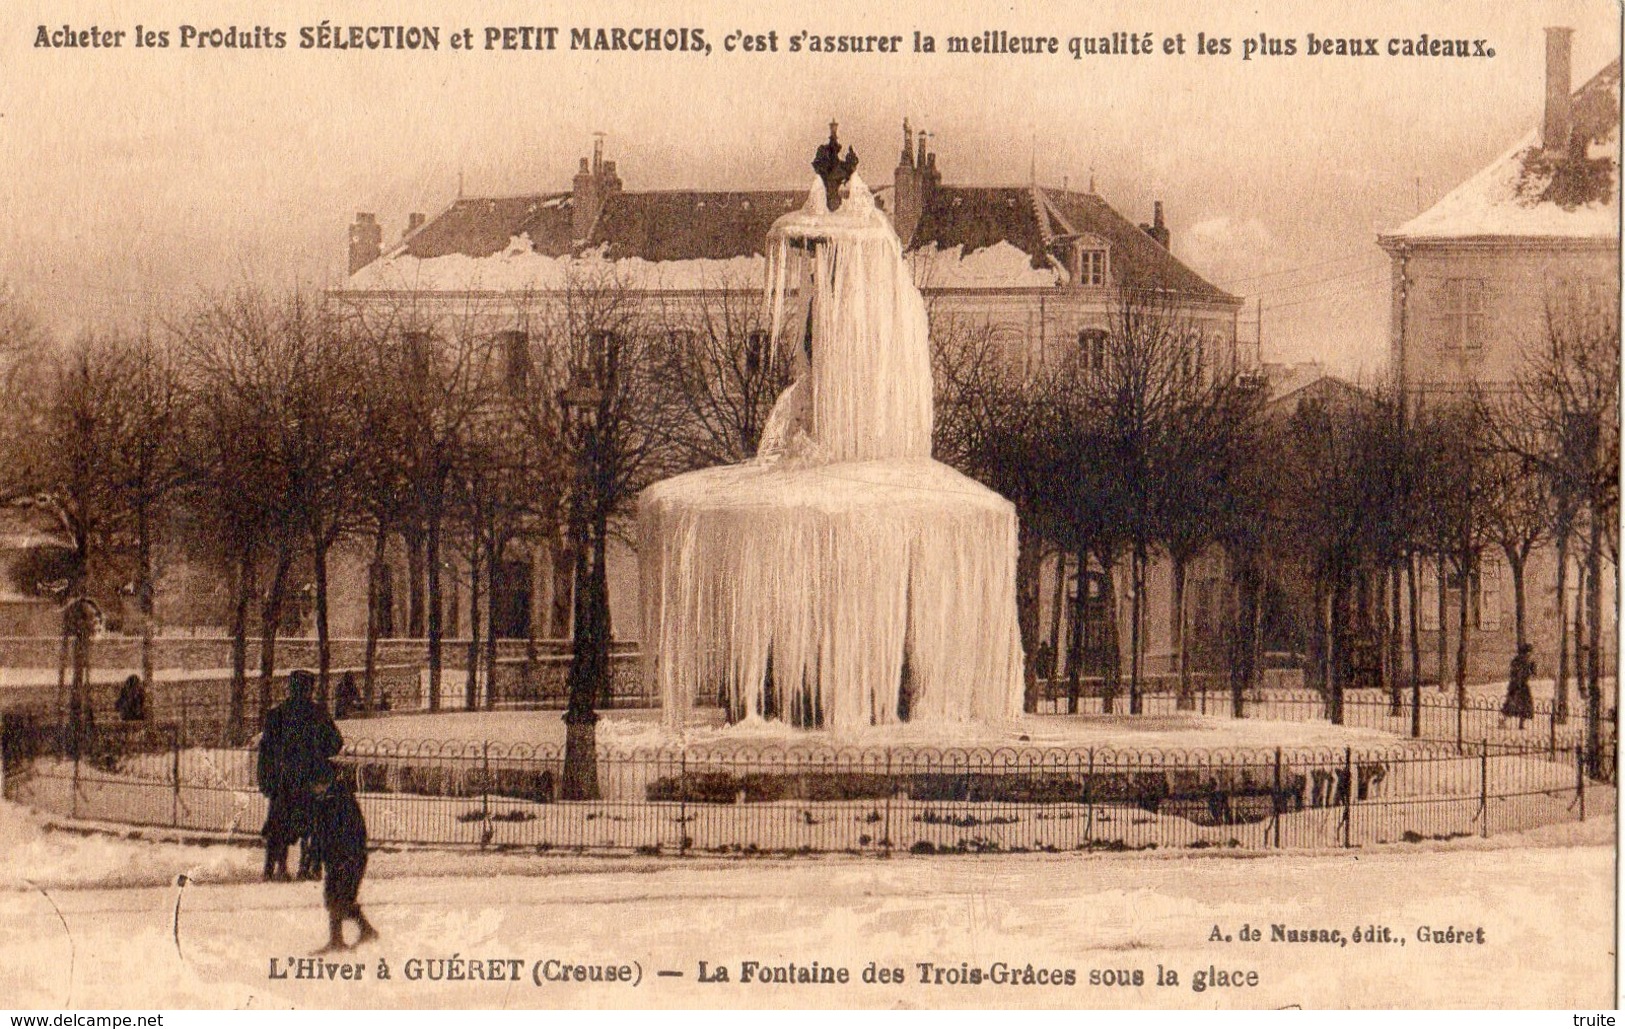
[2,719,1606,856]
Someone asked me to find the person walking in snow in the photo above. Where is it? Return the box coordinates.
[307,766,377,953]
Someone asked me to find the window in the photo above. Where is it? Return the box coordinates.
[1435,278,1487,350]
[1077,248,1107,286]
[1077,328,1107,371]
[498,330,530,394]
[401,330,431,382]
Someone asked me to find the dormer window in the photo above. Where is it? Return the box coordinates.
[1061,235,1110,287]
[1077,248,1107,286]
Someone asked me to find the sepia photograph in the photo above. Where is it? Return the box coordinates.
[0,0,1619,1012]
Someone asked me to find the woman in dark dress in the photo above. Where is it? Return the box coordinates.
[1501,643,1535,729]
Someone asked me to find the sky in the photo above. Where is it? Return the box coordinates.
[0,0,1618,377]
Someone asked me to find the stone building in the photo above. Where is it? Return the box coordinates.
[1378,27,1620,685]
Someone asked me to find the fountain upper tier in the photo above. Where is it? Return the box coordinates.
[759,174,934,465]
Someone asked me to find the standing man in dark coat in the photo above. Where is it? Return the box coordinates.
[257,669,343,881]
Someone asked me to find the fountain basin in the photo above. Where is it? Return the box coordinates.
[639,457,1024,732]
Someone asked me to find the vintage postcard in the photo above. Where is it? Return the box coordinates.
[0,0,1618,1013]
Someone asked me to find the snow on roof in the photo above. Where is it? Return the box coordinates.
[909,242,1060,288]
[1390,62,1620,241]
[349,243,767,293]
[351,235,1068,293]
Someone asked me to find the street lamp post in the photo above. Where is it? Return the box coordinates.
[558,330,617,801]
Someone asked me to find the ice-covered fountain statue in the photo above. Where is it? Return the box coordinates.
[639,125,1024,734]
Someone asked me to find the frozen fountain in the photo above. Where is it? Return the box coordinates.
[638,127,1025,734]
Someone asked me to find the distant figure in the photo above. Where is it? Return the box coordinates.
[376,690,391,712]
[115,674,147,722]
[257,669,343,882]
[1034,640,1056,682]
[1501,643,1535,729]
[308,768,378,953]
[334,672,361,719]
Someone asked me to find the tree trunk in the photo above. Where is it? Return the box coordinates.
[561,501,602,801]
[1573,557,1586,733]
[1435,551,1449,692]
[485,527,502,712]
[1454,554,1472,734]
[1129,542,1146,714]
[1048,546,1066,694]
[1016,521,1042,714]
[466,534,482,711]
[1406,551,1421,738]
[1554,528,1571,723]
[406,526,425,639]
[1506,547,1527,650]
[1066,545,1084,714]
[363,523,388,711]
[1097,547,1121,714]
[426,500,443,711]
[1173,553,1193,710]
[1387,562,1403,715]
[1328,567,1346,725]
[1585,509,1604,778]
[228,548,254,744]
[258,539,294,723]
[137,503,155,694]
[312,526,333,704]
[1307,575,1328,693]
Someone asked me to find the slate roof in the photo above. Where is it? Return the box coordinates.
[365,170,1236,304]
[591,191,805,261]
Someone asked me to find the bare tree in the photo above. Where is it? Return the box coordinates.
[653,279,794,468]
[1501,289,1619,772]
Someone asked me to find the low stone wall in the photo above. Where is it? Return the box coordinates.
[0,664,422,734]
[489,654,652,708]
[0,635,637,672]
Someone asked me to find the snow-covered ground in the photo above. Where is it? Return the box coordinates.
[0,800,1613,1009]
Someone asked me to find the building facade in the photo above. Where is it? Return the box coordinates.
[1378,28,1620,684]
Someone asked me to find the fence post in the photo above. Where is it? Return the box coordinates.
[678,750,688,855]
[481,741,491,830]
[172,725,181,828]
[882,748,893,854]
[1455,696,1464,753]
[1342,746,1352,848]
[71,745,80,820]
[1273,747,1282,849]
[1548,700,1556,759]
[1479,740,1488,839]
[1083,748,1095,848]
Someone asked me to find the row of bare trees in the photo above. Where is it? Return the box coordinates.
[933,281,1618,769]
[0,272,788,755]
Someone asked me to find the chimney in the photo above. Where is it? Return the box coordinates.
[406,212,426,237]
[1140,200,1170,250]
[571,141,622,243]
[348,212,382,275]
[572,155,597,241]
[1543,26,1574,154]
